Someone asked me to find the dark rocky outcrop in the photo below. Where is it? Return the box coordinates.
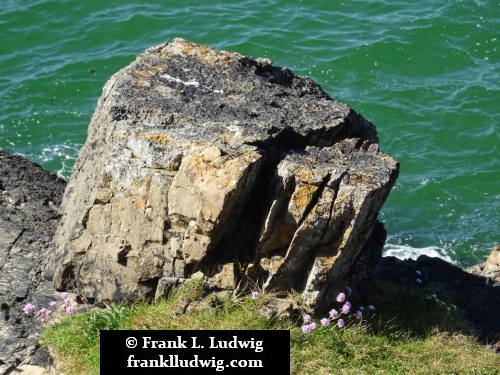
[48,38,399,311]
[0,151,66,373]
[376,253,500,345]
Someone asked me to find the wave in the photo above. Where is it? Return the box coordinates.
[383,243,456,264]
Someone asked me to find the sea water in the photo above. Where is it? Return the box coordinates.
[1,0,498,267]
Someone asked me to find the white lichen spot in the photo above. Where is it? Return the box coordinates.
[160,74,200,88]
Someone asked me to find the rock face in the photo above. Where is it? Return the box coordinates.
[50,38,399,310]
[0,151,66,373]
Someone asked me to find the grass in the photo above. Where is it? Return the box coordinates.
[39,279,500,375]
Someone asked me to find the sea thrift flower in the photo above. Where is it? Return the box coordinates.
[320,318,330,326]
[64,297,72,304]
[49,301,57,307]
[338,319,345,328]
[303,314,312,323]
[251,291,259,299]
[34,332,40,338]
[36,308,47,316]
[341,302,351,315]
[415,278,422,284]
[65,306,75,314]
[329,309,339,319]
[336,292,346,303]
[416,270,422,276]
[355,310,362,320]
[60,292,67,299]
[301,322,316,333]
[23,303,35,314]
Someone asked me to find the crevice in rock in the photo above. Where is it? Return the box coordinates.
[321,173,348,244]
[297,172,332,228]
[137,277,160,301]
[0,229,24,272]
[288,170,347,293]
[198,151,280,270]
[245,126,309,151]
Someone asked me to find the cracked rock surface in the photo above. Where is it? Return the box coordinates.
[0,151,65,373]
[50,38,399,309]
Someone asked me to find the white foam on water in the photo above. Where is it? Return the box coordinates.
[383,243,456,264]
[36,141,80,179]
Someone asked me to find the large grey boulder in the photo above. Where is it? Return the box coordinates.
[50,38,399,310]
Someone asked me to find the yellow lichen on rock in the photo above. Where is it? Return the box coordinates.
[139,132,171,144]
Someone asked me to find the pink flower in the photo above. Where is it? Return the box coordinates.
[303,314,312,323]
[64,297,72,304]
[46,309,52,316]
[301,322,317,334]
[338,319,345,328]
[60,292,67,299]
[36,308,47,316]
[23,303,35,314]
[34,332,40,338]
[329,309,339,319]
[320,318,330,326]
[341,302,351,315]
[336,292,346,303]
[49,301,57,307]
[65,306,75,314]
[356,310,362,320]
[251,291,260,299]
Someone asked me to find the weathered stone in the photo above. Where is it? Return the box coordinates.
[49,38,399,310]
[0,151,66,373]
[467,245,500,284]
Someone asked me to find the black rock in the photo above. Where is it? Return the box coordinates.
[376,255,500,345]
[0,151,66,373]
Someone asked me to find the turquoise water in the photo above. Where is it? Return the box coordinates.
[1,0,498,267]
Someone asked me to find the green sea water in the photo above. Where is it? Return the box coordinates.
[1,0,498,267]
